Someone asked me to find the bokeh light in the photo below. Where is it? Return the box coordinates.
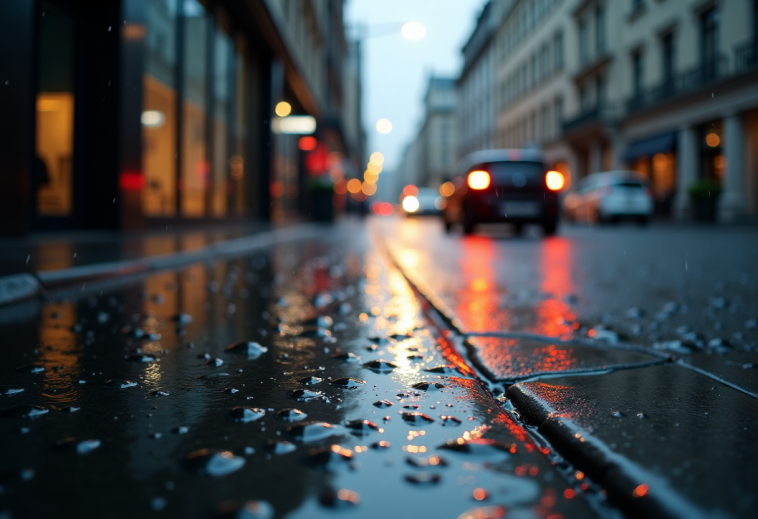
[401,22,427,41]
[275,101,292,117]
[347,179,362,194]
[376,118,393,134]
[440,181,455,197]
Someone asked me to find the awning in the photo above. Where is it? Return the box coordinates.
[622,131,677,162]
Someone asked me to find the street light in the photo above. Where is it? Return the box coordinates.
[351,21,427,41]
[375,118,392,134]
[400,22,426,41]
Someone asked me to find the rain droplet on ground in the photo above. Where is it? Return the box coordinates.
[185,449,245,476]
[363,359,397,373]
[330,377,366,389]
[224,341,268,359]
[227,407,266,423]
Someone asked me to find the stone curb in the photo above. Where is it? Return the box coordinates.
[0,223,325,306]
[506,384,711,519]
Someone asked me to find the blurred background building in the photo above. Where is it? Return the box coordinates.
[402,0,758,223]
[0,0,363,235]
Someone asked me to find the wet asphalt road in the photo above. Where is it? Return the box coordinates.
[1,217,757,518]
[379,216,758,518]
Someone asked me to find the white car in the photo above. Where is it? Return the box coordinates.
[563,171,653,224]
[404,187,445,216]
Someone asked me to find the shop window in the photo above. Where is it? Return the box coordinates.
[36,1,74,217]
[701,120,724,183]
[211,29,232,217]
[181,0,209,217]
[143,0,178,216]
[231,41,249,215]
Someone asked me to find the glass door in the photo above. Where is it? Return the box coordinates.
[35,0,77,225]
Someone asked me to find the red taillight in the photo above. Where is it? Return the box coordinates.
[468,170,491,190]
[645,186,653,198]
[545,171,565,191]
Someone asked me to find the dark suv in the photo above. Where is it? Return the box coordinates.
[442,149,565,236]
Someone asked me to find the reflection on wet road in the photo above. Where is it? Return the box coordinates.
[0,224,594,519]
[378,216,758,517]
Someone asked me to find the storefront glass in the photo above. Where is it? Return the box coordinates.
[143,0,178,216]
[181,0,209,217]
[36,1,74,217]
[211,29,232,217]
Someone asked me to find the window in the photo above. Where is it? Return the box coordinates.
[181,0,209,216]
[580,83,590,111]
[554,96,563,136]
[700,7,719,78]
[554,31,564,70]
[579,17,589,64]
[532,53,538,84]
[211,29,232,217]
[36,0,75,217]
[595,5,605,54]
[632,50,644,97]
[631,0,644,12]
[596,74,605,108]
[541,44,550,78]
[542,104,551,141]
[143,0,178,217]
[662,32,675,82]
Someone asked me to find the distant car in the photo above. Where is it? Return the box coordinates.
[404,188,445,216]
[562,171,653,224]
[442,149,564,236]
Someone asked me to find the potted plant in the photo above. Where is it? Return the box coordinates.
[307,176,335,222]
[687,179,721,221]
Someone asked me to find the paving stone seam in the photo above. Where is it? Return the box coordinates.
[486,358,671,386]
[0,224,325,307]
[465,331,671,359]
[675,359,758,399]
[376,231,715,519]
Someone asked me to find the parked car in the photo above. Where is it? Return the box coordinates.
[562,171,653,224]
[442,149,564,236]
[403,187,445,216]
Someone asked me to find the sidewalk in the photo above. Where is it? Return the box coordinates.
[0,220,592,519]
[0,222,320,306]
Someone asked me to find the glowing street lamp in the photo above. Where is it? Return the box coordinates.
[401,22,427,41]
[375,119,392,134]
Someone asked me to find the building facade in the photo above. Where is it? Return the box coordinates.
[413,76,458,189]
[0,0,360,235]
[457,1,497,161]
[455,0,758,221]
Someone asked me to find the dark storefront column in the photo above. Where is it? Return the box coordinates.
[77,0,143,231]
[0,1,35,235]
[256,57,280,221]
[117,0,146,230]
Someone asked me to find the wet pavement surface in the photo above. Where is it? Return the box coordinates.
[509,364,758,518]
[0,221,598,519]
[0,223,269,277]
[2,216,757,518]
[378,217,758,518]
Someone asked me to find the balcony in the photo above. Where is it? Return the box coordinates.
[562,104,619,138]
[735,40,758,75]
[626,56,728,112]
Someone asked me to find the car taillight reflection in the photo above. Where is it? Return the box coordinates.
[545,171,565,191]
[467,170,491,190]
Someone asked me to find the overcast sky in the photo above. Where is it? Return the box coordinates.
[344,0,485,173]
